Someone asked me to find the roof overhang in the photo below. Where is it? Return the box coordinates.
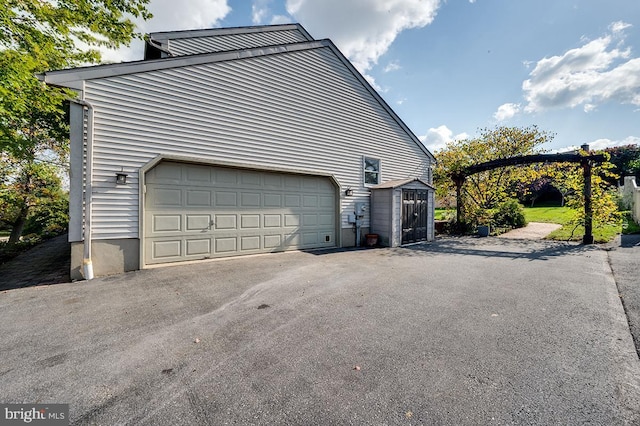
[371,178,435,190]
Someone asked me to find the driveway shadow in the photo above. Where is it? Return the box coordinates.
[0,234,71,291]
[386,236,593,261]
[620,234,640,248]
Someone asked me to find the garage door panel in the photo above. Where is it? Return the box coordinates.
[303,214,318,226]
[264,234,282,248]
[186,190,211,206]
[186,239,211,256]
[153,240,181,259]
[241,193,261,207]
[264,193,282,207]
[285,176,301,188]
[303,232,318,245]
[264,214,281,227]
[241,215,260,229]
[284,214,300,227]
[303,195,318,207]
[215,237,237,253]
[186,215,210,231]
[241,236,260,251]
[145,162,336,265]
[284,195,300,207]
[319,196,334,208]
[186,165,211,183]
[215,215,237,230]
[153,188,182,206]
[215,191,237,207]
[153,215,181,232]
[319,214,334,226]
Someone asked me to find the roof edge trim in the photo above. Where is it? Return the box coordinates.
[147,23,313,42]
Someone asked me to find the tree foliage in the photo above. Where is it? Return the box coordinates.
[0,0,151,241]
[561,153,621,232]
[603,144,640,183]
[434,126,554,225]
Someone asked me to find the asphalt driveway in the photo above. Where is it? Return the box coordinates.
[1,237,639,425]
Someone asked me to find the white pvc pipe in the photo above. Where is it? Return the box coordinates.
[73,99,94,280]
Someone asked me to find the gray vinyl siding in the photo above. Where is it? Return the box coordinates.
[83,46,431,240]
[167,30,310,55]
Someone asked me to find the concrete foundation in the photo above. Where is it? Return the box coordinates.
[340,227,371,248]
[71,239,140,280]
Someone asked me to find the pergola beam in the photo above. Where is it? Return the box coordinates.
[451,150,606,244]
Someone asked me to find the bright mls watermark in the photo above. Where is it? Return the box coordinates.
[1,404,68,425]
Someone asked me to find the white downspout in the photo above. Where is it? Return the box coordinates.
[73,99,95,280]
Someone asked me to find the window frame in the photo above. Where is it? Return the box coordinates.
[363,156,381,186]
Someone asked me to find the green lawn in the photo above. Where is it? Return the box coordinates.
[523,206,575,225]
[435,208,454,221]
[523,205,623,243]
[437,205,634,243]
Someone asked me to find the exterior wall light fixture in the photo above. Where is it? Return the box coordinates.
[116,169,128,185]
[345,187,354,196]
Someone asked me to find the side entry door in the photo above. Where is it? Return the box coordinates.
[402,189,428,244]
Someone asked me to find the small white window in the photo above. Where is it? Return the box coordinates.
[363,157,380,185]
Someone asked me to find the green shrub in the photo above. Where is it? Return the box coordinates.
[23,195,69,238]
[491,199,527,229]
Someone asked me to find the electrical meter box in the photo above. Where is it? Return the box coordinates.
[354,202,367,217]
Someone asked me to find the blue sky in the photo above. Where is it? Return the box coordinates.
[107,0,640,153]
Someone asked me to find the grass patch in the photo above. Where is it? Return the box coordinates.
[523,206,574,225]
[622,211,640,234]
[546,223,620,243]
[524,205,623,243]
[435,208,454,221]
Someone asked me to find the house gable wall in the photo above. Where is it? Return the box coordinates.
[80,46,432,241]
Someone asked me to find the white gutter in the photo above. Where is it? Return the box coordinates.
[71,99,95,280]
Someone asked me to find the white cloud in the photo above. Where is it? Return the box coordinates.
[493,103,521,121]
[384,60,402,73]
[252,0,271,24]
[522,21,640,113]
[418,125,468,152]
[396,97,407,105]
[610,21,632,34]
[100,0,232,62]
[270,14,292,25]
[285,0,439,72]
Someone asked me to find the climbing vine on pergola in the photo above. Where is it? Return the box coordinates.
[451,148,606,244]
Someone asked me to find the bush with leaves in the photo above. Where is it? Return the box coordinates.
[491,199,527,229]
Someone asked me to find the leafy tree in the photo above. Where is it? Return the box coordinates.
[561,153,621,236]
[604,144,640,183]
[0,158,68,240]
[0,0,151,241]
[434,125,554,225]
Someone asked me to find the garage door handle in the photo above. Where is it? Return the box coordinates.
[209,220,214,230]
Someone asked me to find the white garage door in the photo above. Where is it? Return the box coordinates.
[144,162,337,265]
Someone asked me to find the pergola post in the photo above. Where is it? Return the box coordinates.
[454,175,465,233]
[581,144,594,244]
